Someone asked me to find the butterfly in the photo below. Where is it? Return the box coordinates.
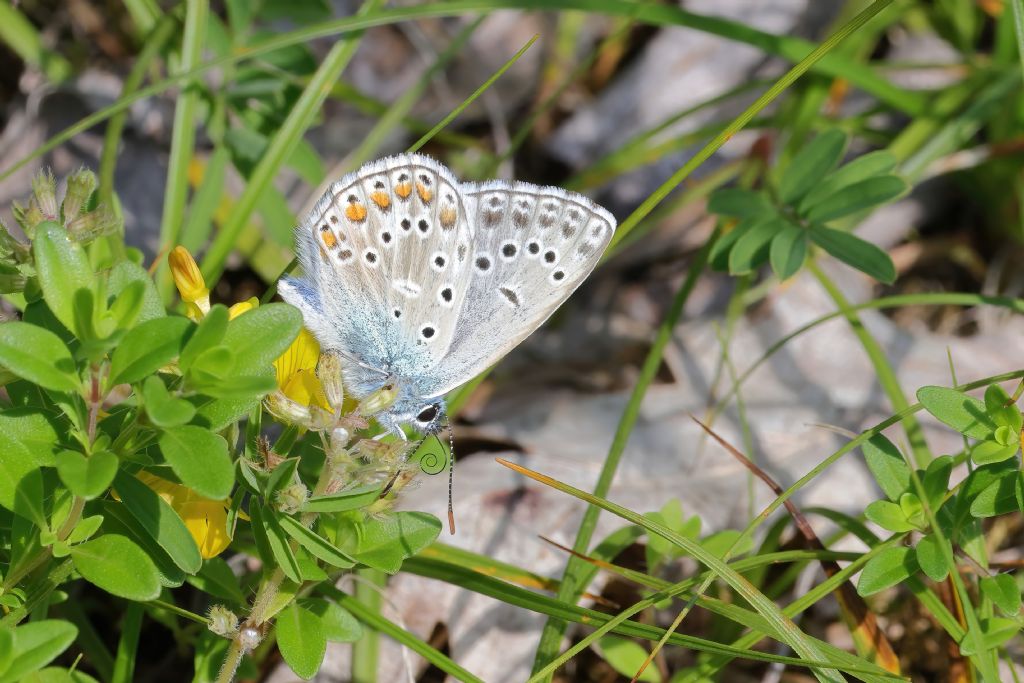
[279,154,616,438]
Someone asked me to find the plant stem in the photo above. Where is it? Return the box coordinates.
[215,638,244,683]
[216,567,286,683]
[352,568,385,683]
[808,261,931,467]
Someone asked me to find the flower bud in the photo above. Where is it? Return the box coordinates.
[358,383,398,417]
[327,446,354,481]
[331,425,351,447]
[62,168,97,223]
[317,352,346,413]
[13,199,45,236]
[0,221,26,258]
[354,437,407,467]
[168,246,210,313]
[208,605,239,638]
[275,482,308,514]
[31,169,58,220]
[264,391,313,427]
[308,404,335,431]
[67,205,119,243]
[238,626,261,653]
[0,263,26,293]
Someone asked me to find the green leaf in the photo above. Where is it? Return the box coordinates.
[276,603,326,680]
[808,226,896,283]
[0,407,63,467]
[864,500,916,532]
[921,455,953,511]
[0,322,79,392]
[279,515,355,568]
[971,439,1019,465]
[700,529,752,559]
[728,218,783,275]
[301,598,363,643]
[984,384,1022,432]
[597,636,660,683]
[914,534,949,582]
[55,449,118,500]
[65,514,103,545]
[799,150,897,211]
[803,175,907,222]
[644,499,688,568]
[350,512,442,574]
[107,260,164,323]
[140,376,196,428]
[32,222,94,335]
[0,432,46,527]
[957,518,988,570]
[899,492,926,528]
[778,129,847,204]
[768,224,807,280]
[178,304,228,373]
[706,188,774,218]
[113,470,202,574]
[97,501,186,587]
[300,484,381,513]
[191,395,261,432]
[70,534,162,600]
[857,546,918,596]
[188,346,235,383]
[108,317,191,386]
[107,279,146,331]
[0,620,78,683]
[970,473,1020,517]
[18,668,99,683]
[186,557,245,603]
[917,386,996,440]
[862,434,911,501]
[959,618,1020,656]
[265,457,300,499]
[158,426,234,499]
[251,506,301,583]
[221,303,301,372]
[191,372,277,400]
[708,218,754,271]
[980,574,1020,615]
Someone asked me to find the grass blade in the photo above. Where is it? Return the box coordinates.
[328,586,486,683]
[500,459,846,683]
[200,0,383,283]
[157,0,208,299]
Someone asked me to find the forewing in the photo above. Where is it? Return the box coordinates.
[280,154,474,378]
[419,180,616,396]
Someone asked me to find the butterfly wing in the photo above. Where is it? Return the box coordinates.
[279,154,476,388]
[417,181,616,397]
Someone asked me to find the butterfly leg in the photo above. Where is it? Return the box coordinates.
[373,414,408,441]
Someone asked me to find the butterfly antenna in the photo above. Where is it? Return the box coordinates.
[446,421,456,535]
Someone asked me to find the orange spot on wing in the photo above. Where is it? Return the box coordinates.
[439,206,457,229]
[416,183,433,204]
[370,191,391,210]
[320,227,338,249]
[345,203,368,222]
[395,182,412,199]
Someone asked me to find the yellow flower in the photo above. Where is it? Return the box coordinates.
[137,472,232,559]
[273,327,331,411]
[168,246,210,320]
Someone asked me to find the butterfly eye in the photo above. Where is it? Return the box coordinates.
[417,404,439,423]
